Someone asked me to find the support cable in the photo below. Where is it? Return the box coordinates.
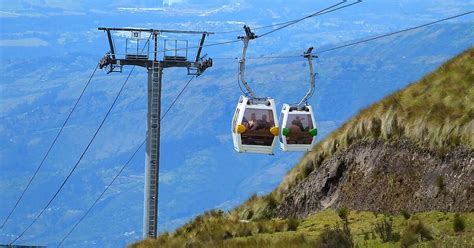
[0,63,99,230]
[56,75,197,247]
[56,140,145,247]
[161,76,196,120]
[213,2,343,34]
[9,66,136,245]
[212,10,474,61]
[315,10,474,54]
[9,34,152,245]
[164,1,360,53]
[213,20,297,34]
[258,0,359,38]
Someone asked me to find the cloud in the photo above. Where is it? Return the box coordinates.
[116,7,164,12]
[47,10,86,16]
[163,0,187,6]
[0,10,84,18]
[216,133,232,144]
[27,137,41,146]
[0,10,47,18]
[17,0,82,10]
[205,20,245,26]
[0,38,49,47]
[116,2,241,16]
[198,3,241,17]
[0,11,20,18]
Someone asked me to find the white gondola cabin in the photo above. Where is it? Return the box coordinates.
[231,26,279,154]
[232,96,279,154]
[279,47,318,152]
[279,104,317,151]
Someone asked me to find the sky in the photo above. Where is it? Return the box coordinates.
[0,0,473,247]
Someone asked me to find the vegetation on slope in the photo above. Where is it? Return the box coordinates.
[234,47,473,220]
[130,210,474,247]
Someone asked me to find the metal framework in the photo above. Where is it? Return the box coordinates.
[238,25,258,99]
[297,47,316,109]
[98,27,213,239]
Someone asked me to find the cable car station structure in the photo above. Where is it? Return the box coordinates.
[98,27,213,239]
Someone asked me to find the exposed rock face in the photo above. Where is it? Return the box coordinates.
[276,139,473,218]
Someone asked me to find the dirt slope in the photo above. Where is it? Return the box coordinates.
[277,138,473,218]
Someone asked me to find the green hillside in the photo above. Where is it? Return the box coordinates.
[131,210,474,247]
[131,48,473,247]
[236,47,473,220]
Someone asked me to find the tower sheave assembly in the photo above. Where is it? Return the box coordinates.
[98,27,213,238]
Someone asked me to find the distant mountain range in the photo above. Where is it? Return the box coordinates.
[1,1,473,246]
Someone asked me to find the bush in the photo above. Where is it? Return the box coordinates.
[260,194,278,219]
[337,207,350,223]
[453,213,465,232]
[400,229,418,248]
[374,218,395,242]
[400,220,433,247]
[316,227,353,248]
[271,220,286,233]
[287,218,300,231]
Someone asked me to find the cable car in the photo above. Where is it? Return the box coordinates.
[232,26,279,154]
[279,47,318,152]
[232,96,279,154]
[279,104,317,151]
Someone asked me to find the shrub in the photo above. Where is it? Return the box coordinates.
[287,218,300,231]
[453,213,465,232]
[315,227,353,248]
[400,220,433,247]
[271,220,286,233]
[260,194,278,219]
[374,218,399,242]
[400,229,418,248]
[337,207,350,223]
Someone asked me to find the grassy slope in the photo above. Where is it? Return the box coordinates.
[131,210,474,247]
[131,48,473,247]
[233,47,473,220]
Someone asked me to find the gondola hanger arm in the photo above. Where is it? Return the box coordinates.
[238,25,258,99]
[297,47,317,108]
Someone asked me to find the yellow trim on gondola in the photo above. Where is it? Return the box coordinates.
[236,124,247,134]
[270,127,279,136]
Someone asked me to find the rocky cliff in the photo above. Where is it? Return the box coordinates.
[277,138,473,218]
[273,47,473,219]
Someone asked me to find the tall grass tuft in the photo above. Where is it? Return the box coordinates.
[400,219,433,247]
[453,213,465,233]
[374,218,399,242]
